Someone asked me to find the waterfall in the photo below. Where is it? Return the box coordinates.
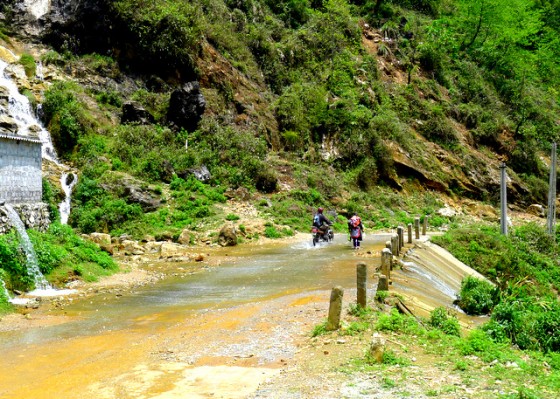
[1,277,11,301]
[0,57,58,162]
[59,172,78,224]
[3,204,51,291]
[23,0,51,20]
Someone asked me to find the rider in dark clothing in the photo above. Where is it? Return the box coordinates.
[313,207,332,235]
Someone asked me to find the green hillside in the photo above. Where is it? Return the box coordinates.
[0,0,557,241]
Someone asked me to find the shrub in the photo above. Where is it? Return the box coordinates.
[19,53,36,77]
[264,226,282,238]
[0,232,31,291]
[457,276,497,315]
[376,308,420,333]
[225,214,240,221]
[429,307,461,336]
[42,81,90,157]
[255,168,278,193]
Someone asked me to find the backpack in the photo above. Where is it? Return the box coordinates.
[313,214,320,226]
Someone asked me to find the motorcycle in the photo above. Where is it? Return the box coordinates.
[311,225,334,246]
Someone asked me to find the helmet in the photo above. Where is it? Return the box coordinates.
[317,207,323,213]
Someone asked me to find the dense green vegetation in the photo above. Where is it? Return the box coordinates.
[0,223,117,312]
[433,223,560,353]
[1,0,556,277]
[29,0,558,241]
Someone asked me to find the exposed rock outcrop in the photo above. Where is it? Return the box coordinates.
[167,82,206,132]
[121,101,155,125]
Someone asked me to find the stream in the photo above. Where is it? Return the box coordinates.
[0,233,485,398]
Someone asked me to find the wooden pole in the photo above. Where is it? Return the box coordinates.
[407,223,412,244]
[414,217,420,239]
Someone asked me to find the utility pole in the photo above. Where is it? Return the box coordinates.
[500,163,508,236]
[547,143,557,237]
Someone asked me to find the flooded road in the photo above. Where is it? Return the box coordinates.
[0,233,484,398]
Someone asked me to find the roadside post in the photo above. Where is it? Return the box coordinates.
[357,262,367,309]
[327,286,344,331]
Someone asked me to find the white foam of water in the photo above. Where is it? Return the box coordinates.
[9,288,77,305]
[59,172,78,224]
[23,0,51,19]
[0,58,58,163]
[3,204,51,290]
[1,278,11,301]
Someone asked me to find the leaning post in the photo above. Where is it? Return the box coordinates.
[327,286,344,331]
[547,142,557,238]
[357,262,367,309]
[500,163,508,236]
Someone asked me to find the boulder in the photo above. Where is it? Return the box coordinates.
[177,229,192,245]
[99,243,114,255]
[160,242,189,258]
[167,81,206,132]
[436,206,457,218]
[218,224,238,247]
[121,240,145,256]
[121,101,154,125]
[123,184,161,212]
[177,165,211,182]
[89,232,111,246]
[143,241,163,254]
[527,204,545,218]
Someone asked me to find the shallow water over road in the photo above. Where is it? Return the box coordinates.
[0,233,482,398]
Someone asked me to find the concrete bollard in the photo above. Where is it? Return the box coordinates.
[357,262,367,308]
[422,215,428,236]
[414,217,420,240]
[407,223,412,244]
[327,286,344,331]
[391,234,399,256]
[381,248,392,278]
[377,275,389,291]
[368,333,386,363]
[397,226,404,250]
[385,240,392,253]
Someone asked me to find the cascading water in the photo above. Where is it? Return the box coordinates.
[1,46,78,301]
[3,204,51,291]
[0,56,58,162]
[59,172,78,224]
[23,0,51,20]
[0,277,11,301]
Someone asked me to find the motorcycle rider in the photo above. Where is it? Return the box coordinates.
[313,207,332,237]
